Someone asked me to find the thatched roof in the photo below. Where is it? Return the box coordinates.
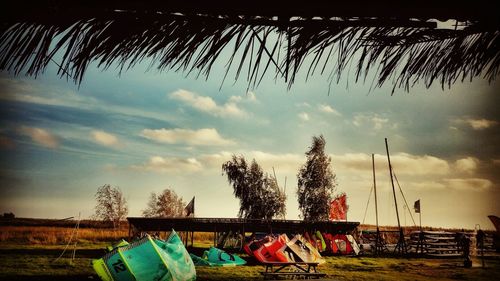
[1,0,499,91]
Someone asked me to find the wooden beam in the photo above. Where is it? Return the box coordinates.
[126,217,360,234]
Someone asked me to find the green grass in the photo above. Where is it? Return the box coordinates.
[0,255,92,276]
[320,256,500,281]
[1,243,499,280]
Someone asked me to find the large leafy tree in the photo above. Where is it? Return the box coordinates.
[222,155,286,219]
[297,135,337,221]
[93,184,128,228]
[142,188,185,217]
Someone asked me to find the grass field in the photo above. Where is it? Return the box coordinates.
[1,225,499,280]
[1,245,499,281]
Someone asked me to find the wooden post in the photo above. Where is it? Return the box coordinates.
[240,223,245,251]
[419,205,423,254]
[214,227,217,247]
[72,212,81,262]
[419,208,422,231]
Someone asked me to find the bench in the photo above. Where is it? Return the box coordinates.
[261,262,326,280]
[260,272,327,279]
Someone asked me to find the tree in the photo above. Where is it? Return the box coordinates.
[222,155,286,219]
[142,188,185,217]
[265,176,287,219]
[1,212,15,219]
[93,184,128,228]
[297,135,337,221]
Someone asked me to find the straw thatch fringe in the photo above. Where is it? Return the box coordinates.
[0,13,498,91]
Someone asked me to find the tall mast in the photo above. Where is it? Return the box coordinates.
[385,138,406,255]
[372,153,381,255]
[385,138,401,229]
[372,154,379,229]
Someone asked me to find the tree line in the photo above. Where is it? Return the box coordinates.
[92,185,188,225]
[93,135,337,223]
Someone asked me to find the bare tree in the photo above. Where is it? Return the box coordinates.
[93,184,128,228]
[297,135,337,221]
[142,188,185,217]
[265,177,287,219]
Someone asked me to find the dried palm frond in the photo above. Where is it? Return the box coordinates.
[0,6,498,91]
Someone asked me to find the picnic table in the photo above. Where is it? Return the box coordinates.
[260,261,326,280]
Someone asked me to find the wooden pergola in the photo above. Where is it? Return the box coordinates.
[127,217,360,246]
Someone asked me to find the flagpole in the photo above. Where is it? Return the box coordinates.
[419,202,422,254]
[415,199,423,254]
[419,203,422,231]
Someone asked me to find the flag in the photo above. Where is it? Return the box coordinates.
[329,193,348,221]
[414,199,420,213]
[184,196,195,217]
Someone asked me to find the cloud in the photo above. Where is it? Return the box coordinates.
[195,150,302,174]
[127,152,228,175]
[389,153,451,175]
[443,178,493,191]
[91,130,119,147]
[330,153,495,193]
[142,151,452,176]
[198,151,304,174]
[298,112,310,121]
[453,117,498,130]
[126,149,494,198]
[407,181,447,191]
[454,157,479,174]
[318,104,342,116]
[197,151,233,168]
[295,102,311,108]
[0,77,97,108]
[352,113,389,130]
[332,153,450,176]
[131,156,203,174]
[170,89,247,117]
[0,78,175,124]
[250,151,304,173]
[466,119,497,130]
[331,153,372,172]
[247,91,257,102]
[229,91,257,103]
[18,126,59,149]
[141,128,235,146]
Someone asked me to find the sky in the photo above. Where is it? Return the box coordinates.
[0,40,499,230]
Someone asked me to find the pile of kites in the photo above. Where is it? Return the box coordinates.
[244,232,359,263]
[92,229,359,281]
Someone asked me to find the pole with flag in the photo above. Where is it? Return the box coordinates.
[414,199,423,254]
[414,199,421,229]
[183,196,195,247]
[184,196,195,217]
